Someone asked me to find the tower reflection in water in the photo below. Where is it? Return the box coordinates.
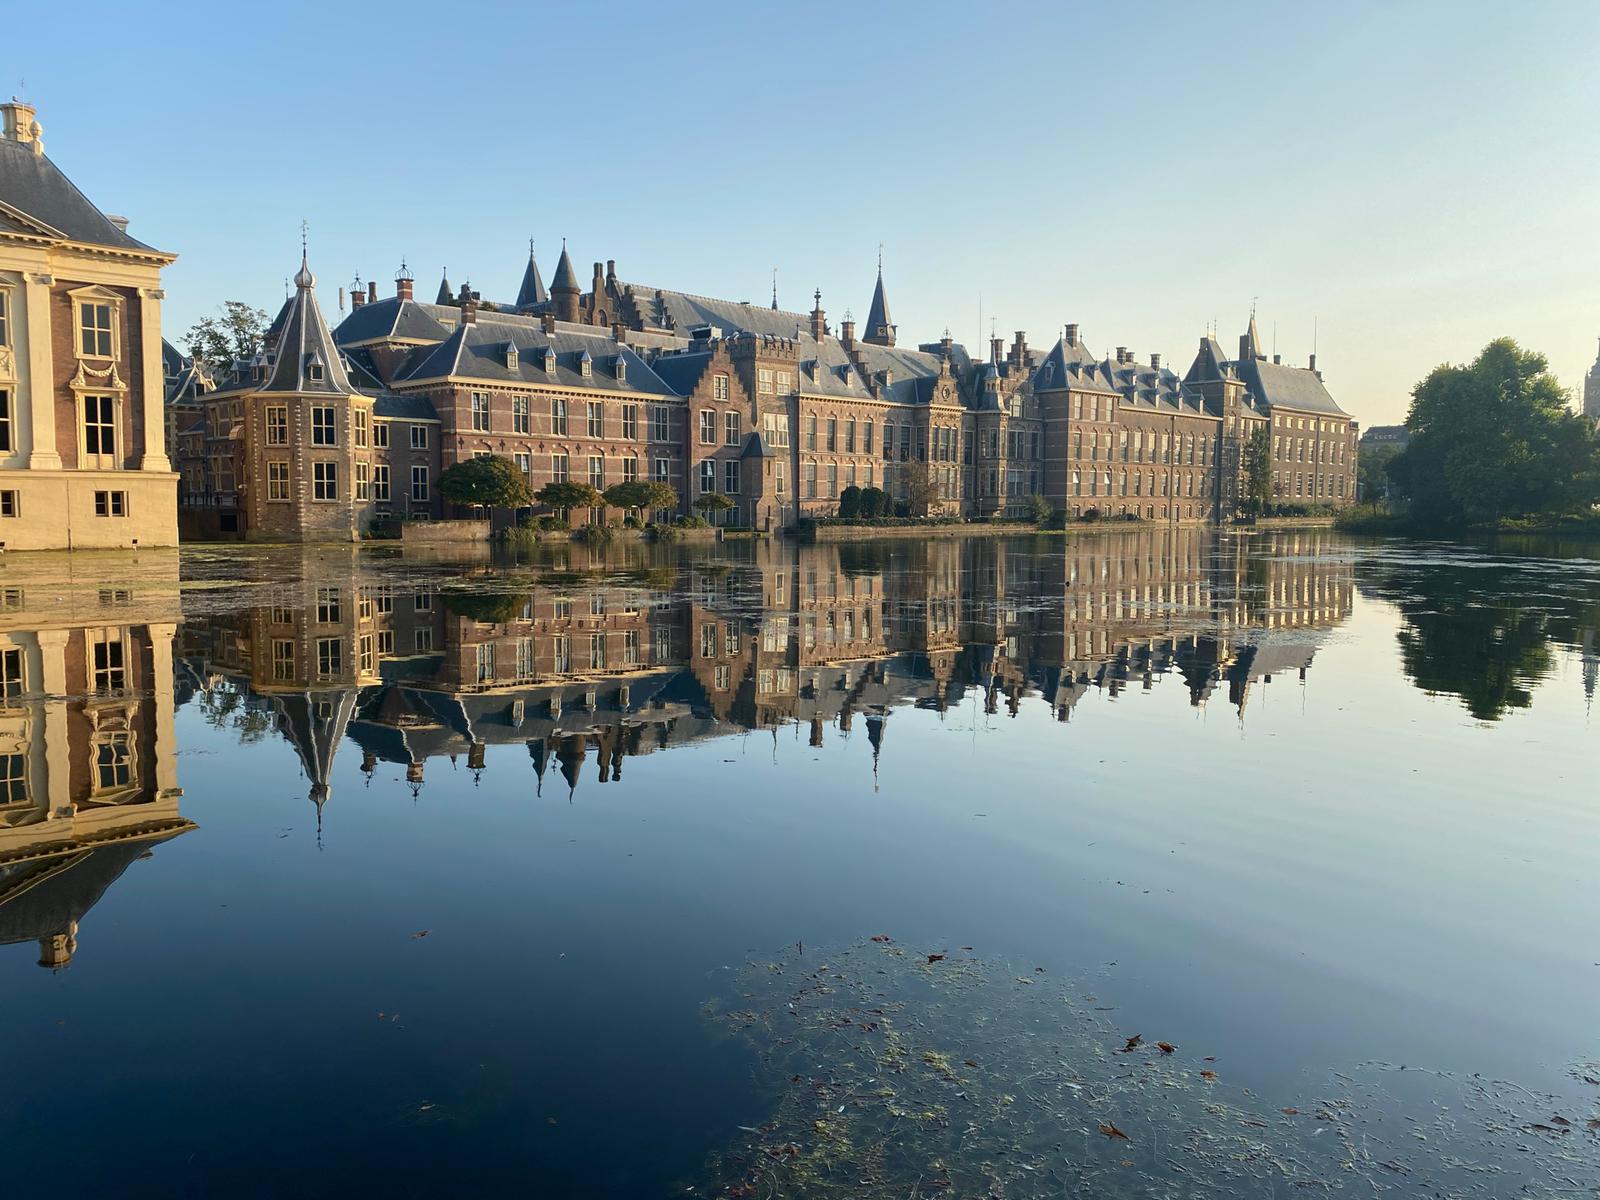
[174,528,1353,812]
[0,554,190,968]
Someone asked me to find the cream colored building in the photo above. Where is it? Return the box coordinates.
[0,101,178,549]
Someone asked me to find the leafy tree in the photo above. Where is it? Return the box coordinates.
[535,480,604,513]
[444,591,532,625]
[693,492,736,516]
[1390,338,1600,527]
[1356,441,1402,503]
[439,455,532,512]
[837,485,863,519]
[1025,493,1052,525]
[857,486,889,518]
[1241,425,1272,517]
[602,479,678,519]
[900,461,938,517]
[182,300,272,373]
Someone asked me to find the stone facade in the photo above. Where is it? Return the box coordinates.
[0,102,179,549]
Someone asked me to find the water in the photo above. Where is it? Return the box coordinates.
[1,528,1596,1197]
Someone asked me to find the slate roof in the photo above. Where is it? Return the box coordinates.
[1233,356,1348,417]
[616,281,816,339]
[863,269,893,342]
[0,137,168,256]
[334,296,452,346]
[374,392,439,421]
[551,246,579,292]
[1031,337,1121,392]
[515,247,548,309]
[397,318,674,395]
[257,256,358,396]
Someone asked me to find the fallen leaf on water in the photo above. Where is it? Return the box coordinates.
[1123,1034,1142,1051]
[1098,1122,1130,1140]
[418,1102,434,1112]
[1200,1070,1218,1080]
[870,934,892,943]
[411,930,430,939]
[1587,1117,1600,1131]
[1550,1115,1572,1127]
[1156,1041,1176,1054]
[1204,1056,1217,1062]
[963,1059,978,1068]
[926,953,945,964]
[1282,1107,1300,1115]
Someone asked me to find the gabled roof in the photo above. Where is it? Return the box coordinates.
[1031,336,1118,392]
[334,296,452,346]
[615,280,814,339]
[515,245,548,309]
[257,256,358,396]
[1234,356,1348,417]
[863,268,893,344]
[397,319,674,395]
[0,137,169,258]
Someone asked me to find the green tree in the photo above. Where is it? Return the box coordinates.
[535,480,604,513]
[183,300,272,373]
[837,484,863,519]
[439,455,533,513]
[857,486,889,518]
[1356,441,1402,503]
[1241,425,1272,516]
[1025,493,1052,525]
[900,461,938,517]
[444,591,532,625]
[693,492,736,518]
[602,479,678,520]
[1390,338,1600,527]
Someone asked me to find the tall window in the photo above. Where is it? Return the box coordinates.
[411,465,429,502]
[845,418,856,453]
[356,462,370,500]
[552,397,568,435]
[651,404,669,442]
[512,395,530,433]
[83,395,116,458]
[514,451,530,476]
[826,464,837,496]
[725,411,741,445]
[0,646,25,702]
[373,465,390,502]
[806,415,817,451]
[0,291,8,347]
[724,459,740,494]
[267,461,290,501]
[316,638,342,678]
[93,636,126,692]
[354,408,369,447]
[699,460,716,494]
[0,390,9,453]
[313,461,337,500]
[588,455,604,489]
[714,374,730,401]
[763,412,789,448]
[266,406,288,445]
[312,407,336,446]
[374,422,389,448]
[826,418,837,452]
[410,424,428,449]
[863,421,874,454]
[699,410,716,444]
[622,455,638,483]
[551,452,569,483]
[622,403,637,440]
[79,300,114,357]
[471,392,491,431]
[588,402,603,438]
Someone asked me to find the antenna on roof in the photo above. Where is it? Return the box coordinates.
[1313,315,1318,356]
[771,267,778,311]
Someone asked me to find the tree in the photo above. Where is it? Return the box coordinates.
[535,480,604,513]
[1025,493,1052,525]
[1241,425,1272,516]
[857,486,889,519]
[693,492,736,518]
[444,590,533,625]
[439,455,532,513]
[900,461,938,517]
[603,479,678,520]
[1390,338,1600,527]
[837,484,863,519]
[182,300,272,373]
[1356,441,1402,503]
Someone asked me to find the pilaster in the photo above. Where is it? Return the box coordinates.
[24,273,60,469]
[138,288,172,472]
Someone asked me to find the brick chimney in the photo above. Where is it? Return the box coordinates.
[541,312,556,334]
[1011,331,1027,367]
[1064,323,1080,348]
[395,266,414,301]
[809,290,827,342]
[990,336,1004,364]
[1115,346,1127,364]
[367,281,378,305]
[840,316,856,350]
[1150,353,1162,370]
[459,282,478,325]
[612,322,627,344]
[351,279,366,309]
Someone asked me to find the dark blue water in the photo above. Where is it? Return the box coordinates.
[1,529,1596,1196]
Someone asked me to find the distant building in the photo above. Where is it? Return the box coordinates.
[0,102,179,549]
[176,243,1360,539]
[1361,425,1409,447]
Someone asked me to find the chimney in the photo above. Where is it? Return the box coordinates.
[350,280,366,309]
[840,316,856,350]
[1011,330,1027,366]
[367,281,378,305]
[459,282,478,325]
[591,262,605,298]
[1064,323,1080,347]
[1115,346,1127,364]
[612,322,627,344]
[940,331,953,357]
[395,267,414,302]
[990,336,1004,365]
[1308,353,1317,372]
[107,215,130,233]
[1149,353,1162,370]
[541,312,556,334]
[605,259,616,285]
[1272,353,1281,364]
[1239,333,1252,360]
[810,290,827,342]
[0,101,42,155]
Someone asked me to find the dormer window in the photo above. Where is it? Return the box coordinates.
[579,351,592,379]
[308,360,324,382]
[542,347,556,373]
[614,356,627,382]
[505,343,519,370]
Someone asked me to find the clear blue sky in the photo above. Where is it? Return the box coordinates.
[10,0,1598,425]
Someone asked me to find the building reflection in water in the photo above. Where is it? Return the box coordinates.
[174,529,1354,811]
[0,554,190,968]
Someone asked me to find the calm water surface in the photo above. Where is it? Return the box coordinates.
[1,528,1596,1197]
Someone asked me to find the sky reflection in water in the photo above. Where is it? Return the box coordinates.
[0,528,1596,1197]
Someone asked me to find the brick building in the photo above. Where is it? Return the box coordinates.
[177,242,1359,539]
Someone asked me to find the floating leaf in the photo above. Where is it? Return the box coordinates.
[1098,1122,1130,1140]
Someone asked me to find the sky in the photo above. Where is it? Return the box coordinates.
[8,0,1599,427]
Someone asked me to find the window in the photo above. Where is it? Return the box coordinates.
[775,461,786,494]
[725,411,740,446]
[514,452,531,476]
[882,422,894,460]
[373,465,390,502]
[410,424,428,450]
[758,368,773,394]
[805,463,817,497]
[763,412,789,448]
[316,638,342,678]
[806,415,817,451]
[552,398,568,435]
[699,410,716,445]
[374,421,390,448]
[356,462,370,501]
[93,637,125,692]
[354,408,369,447]
[651,404,670,442]
[360,635,374,674]
[377,629,394,656]
[590,633,606,670]
[512,395,530,434]
[862,421,874,454]
[83,395,116,458]
[267,461,290,501]
[622,455,638,483]
[411,465,429,502]
[725,459,740,493]
[476,643,495,683]
[414,628,434,653]
[414,591,433,613]
[93,490,127,517]
[621,403,637,440]
[79,299,114,357]
[271,640,295,681]
[313,462,337,501]
[312,406,336,445]
[0,646,24,701]
[266,406,288,445]
[844,418,856,453]
[552,452,569,483]
[826,417,837,452]
[0,490,16,517]
[588,455,604,489]
[516,638,535,680]
[0,291,8,347]
[699,460,716,494]
[826,464,838,497]
[588,402,603,438]
[315,587,342,623]
[714,374,730,401]
[471,392,491,431]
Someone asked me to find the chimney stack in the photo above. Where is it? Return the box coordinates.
[1150,353,1162,370]
[840,316,856,350]
[1011,330,1027,366]
[612,322,627,344]
[990,335,1004,365]
[351,278,366,309]
[1064,323,1080,347]
[459,282,478,325]
[810,290,827,342]
[367,281,378,305]
[541,312,556,334]
[395,266,414,301]
[1115,346,1128,364]
[0,101,42,155]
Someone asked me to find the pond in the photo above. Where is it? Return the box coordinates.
[0,527,1596,1197]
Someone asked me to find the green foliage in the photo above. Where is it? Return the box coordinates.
[1241,426,1273,516]
[1391,338,1600,527]
[1024,493,1052,525]
[1356,441,1403,503]
[183,300,271,373]
[837,485,863,519]
[603,479,679,515]
[535,480,604,512]
[443,590,531,624]
[439,455,533,510]
[693,492,736,513]
[571,523,614,546]
[857,487,889,519]
[677,514,710,528]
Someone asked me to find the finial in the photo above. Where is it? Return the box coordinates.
[877,242,883,273]
[771,267,778,310]
[300,218,309,255]
[1250,295,1257,319]
[529,237,536,256]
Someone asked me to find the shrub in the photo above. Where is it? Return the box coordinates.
[837,485,863,519]
[1025,494,1052,525]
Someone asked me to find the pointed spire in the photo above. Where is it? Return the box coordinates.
[260,255,355,394]
[771,267,778,311]
[551,239,579,292]
[863,254,895,347]
[516,239,548,310]
[1241,312,1264,361]
[435,268,452,305]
